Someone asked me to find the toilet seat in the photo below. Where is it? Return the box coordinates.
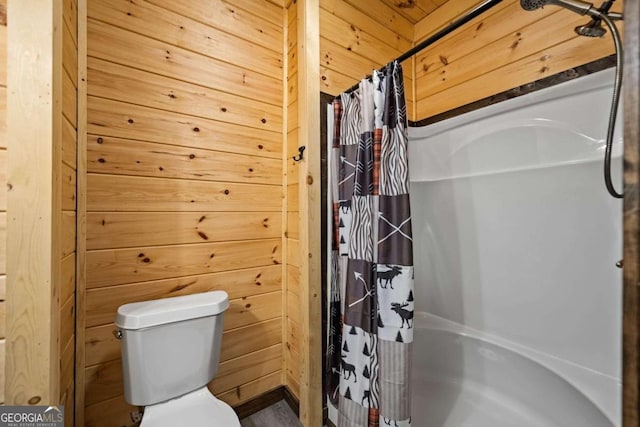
[140,386,240,427]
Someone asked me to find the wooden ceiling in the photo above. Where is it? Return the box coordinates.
[381,0,449,23]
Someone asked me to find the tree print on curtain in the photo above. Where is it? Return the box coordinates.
[327,61,414,427]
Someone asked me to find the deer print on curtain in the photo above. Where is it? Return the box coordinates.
[327,61,414,427]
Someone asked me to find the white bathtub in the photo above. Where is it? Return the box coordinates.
[411,313,613,427]
[408,69,622,426]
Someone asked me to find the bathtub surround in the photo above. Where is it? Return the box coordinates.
[328,62,414,427]
[409,69,622,425]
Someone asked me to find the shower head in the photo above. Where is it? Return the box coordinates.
[520,0,600,17]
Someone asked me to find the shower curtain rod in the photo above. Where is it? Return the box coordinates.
[342,0,504,95]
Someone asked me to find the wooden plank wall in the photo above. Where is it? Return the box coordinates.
[61,0,78,424]
[61,0,78,421]
[285,0,301,401]
[318,0,415,119]
[413,0,624,119]
[82,0,286,424]
[0,0,6,405]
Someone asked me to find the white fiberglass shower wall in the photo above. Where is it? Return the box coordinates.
[408,69,622,426]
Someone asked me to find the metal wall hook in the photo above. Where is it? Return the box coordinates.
[293,146,306,162]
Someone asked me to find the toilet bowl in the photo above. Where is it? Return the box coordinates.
[116,290,240,427]
[140,387,239,427]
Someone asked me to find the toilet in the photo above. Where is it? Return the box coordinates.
[115,290,241,426]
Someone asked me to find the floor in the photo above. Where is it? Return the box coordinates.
[240,400,303,427]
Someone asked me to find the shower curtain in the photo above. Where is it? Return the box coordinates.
[327,61,414,427]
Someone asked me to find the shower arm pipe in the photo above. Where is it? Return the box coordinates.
[341,0,504,95]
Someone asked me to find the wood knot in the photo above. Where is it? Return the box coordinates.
[193,127,200,132]
[307,175,314,185]
[98,158,106,163]
[97,137,104,144]
[189,154,196,159]
[261,118,267,123]
[221,107,227,112]
[142,257,151,263]
[224,189,230,195]
[28,396,41,405]
[127,118,134,124]
[258,144,264,150]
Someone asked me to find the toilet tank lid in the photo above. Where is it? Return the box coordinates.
[115,290,230,330]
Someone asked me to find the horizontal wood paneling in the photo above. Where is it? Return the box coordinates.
[318,0,414,118]
[224,291,283,330]
[340,0,413,41]
[61,254,76,307]
[61,0,77,415]
[212,344,282,394]
[85,317,282,367]
[63,21,78,86]
[87,174,282,212]
[86,238,282,288]
[62,67,77,125]
[322,0,412,50]
[84,359,122,406]
[89,0,283,79]
[63,0,77,46]
[62,117,77,169]
[87,136,282,185]
[84,395,139,427]
[413,0,623,119]
[88,19,282,106]
[61,212,76,258]
[85,265,282,328]
[62,162,76,211]
[87,212,281,250]
[147,0,284,53]
[85,0,285,417]
[88,58,282,132]
[84,332,282,406]
[287,239,300,268]
[216,370,282,407]
[59,296,75,352]
[87,97,282,159]
[416,30,619,118]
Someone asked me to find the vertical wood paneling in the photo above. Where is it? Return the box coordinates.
[0,0,6,402]
[283,0,298,401]
[0,8,5,287]
[6,0,62,405]
[84,0,286,422]
[297,0,322,424]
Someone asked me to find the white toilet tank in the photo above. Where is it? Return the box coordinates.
[116,291,230,406]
